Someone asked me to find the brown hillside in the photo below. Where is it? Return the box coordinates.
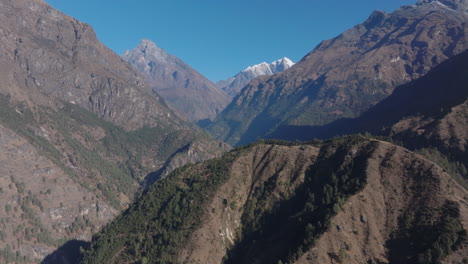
[296,140,468,263]
[178,144,319,263]
[82,137,467,264]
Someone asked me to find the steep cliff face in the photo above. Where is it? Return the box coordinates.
[0,0,228,262]
[122,39,230,123]
[81,136,467,264]
[207,0,468,146]
[0,0,186,130]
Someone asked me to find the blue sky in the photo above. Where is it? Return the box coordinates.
[44,0,416,81]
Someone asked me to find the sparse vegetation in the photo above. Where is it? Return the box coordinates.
[81,151,239,263]
[225,135,373,264]
[0,245,30,263]
[388,201,466,264]
[416,148,468,188]
[0,94,210,209]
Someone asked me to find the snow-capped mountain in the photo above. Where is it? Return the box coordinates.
[216,58,294,97]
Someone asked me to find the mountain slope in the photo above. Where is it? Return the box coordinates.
[216,57,295,97]
[0,0,228,262]
[207,0,468,146]
[122,39,230,123]
[81,136,467,264]
[342,49,468,158]
[0,0,186,131]
[295,139,468,264]
[269,49,468,186]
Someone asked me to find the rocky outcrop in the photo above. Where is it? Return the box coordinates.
[122,39,230,123]
[207,0,468,146]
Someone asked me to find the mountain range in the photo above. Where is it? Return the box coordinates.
[206,0,468,146]
[216,57,295,97]
[122,39,230,123]
[80,0,468,263]
[0,0,467,263]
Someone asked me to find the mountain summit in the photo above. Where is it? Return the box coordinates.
[123,39,173,66]
[122,39,229,122]
[216,58,294,97]
[241,57,294,76]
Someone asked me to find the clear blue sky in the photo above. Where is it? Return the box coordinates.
[44,0,416,82]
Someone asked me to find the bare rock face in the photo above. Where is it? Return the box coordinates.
[122,39,230,123]
[207,0,468,146]
[0,0,184,131]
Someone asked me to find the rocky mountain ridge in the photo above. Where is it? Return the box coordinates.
[122,39,230,123]
[207,0,468,146]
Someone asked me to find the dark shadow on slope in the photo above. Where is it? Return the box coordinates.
[266,119,355,142]
[225,137,373,264]
[386,201,466,264]
[143,142,194,187]
[268,49,468,144]
[41,239,89,264]
[266,50,468,178]
[196,118,212,129]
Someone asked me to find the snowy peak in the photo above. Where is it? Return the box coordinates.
[271,57,295,72]
[217,57,294,97]
[241,57,294,76]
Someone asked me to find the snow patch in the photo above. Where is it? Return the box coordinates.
[390,56,401,63]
